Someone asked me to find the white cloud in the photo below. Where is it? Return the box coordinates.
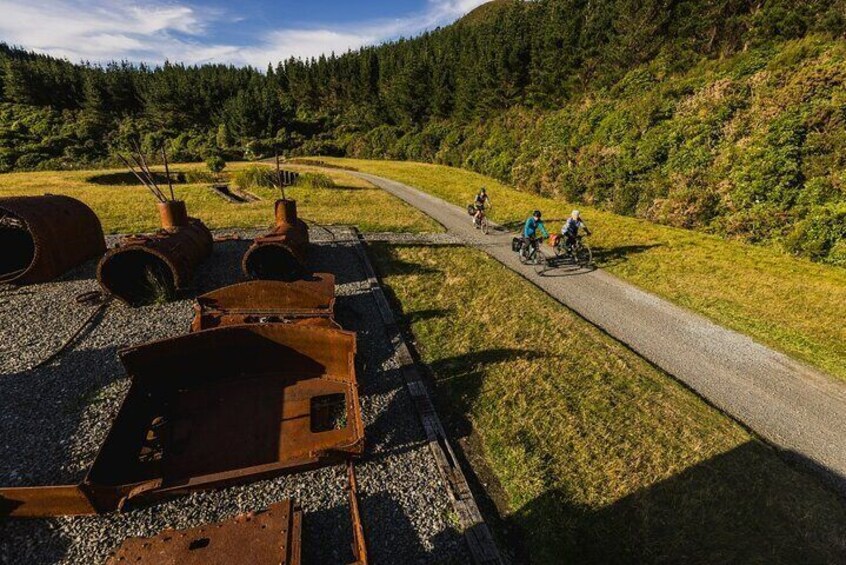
[0,0,490,67]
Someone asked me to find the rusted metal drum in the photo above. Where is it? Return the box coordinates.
[242,199,309,281]
[0,195,106,285]
[191,275,338,331]
[97,214,212,306]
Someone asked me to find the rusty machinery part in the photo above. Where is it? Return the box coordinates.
[348,461,369,565]
[0,195,106,285]
[242,199,309,281]
[0,324,364,518]
[157,199,189,229]
[104,499,302,565]
[190,275,338,332]
[97,219,213,306]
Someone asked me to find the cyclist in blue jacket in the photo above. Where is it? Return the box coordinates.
[522,210,548,256]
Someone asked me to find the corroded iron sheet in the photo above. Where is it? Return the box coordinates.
[0,195,106,284]
[104,499,302,565]
[0,324,363,517]
[242,199,309,281]
[97,217,213,306]
[191,275,337,331]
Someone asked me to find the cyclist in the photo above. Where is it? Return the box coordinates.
[473,188,491,227]
[561,210,591,253]
[522,210,548,257]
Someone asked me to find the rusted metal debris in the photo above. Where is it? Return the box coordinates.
[242,199,309,281]
[348,461,369,565]
[104,499,303,565]
[97,201,213,306]
[0,324,364,517]
[191,274,338,331]
[103,464,368,565]
[0,195,106,285]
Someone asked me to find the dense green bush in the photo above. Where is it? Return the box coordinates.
[295,172,335,188]
[232,165,277,190]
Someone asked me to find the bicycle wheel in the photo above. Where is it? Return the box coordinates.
[576,243,593,267]
[533,249,548,274]
[553,240,564,257]
[481,216,489,234]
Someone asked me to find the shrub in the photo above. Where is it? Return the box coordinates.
[206,155,226,174]
[295,172,335,189]
[232,165,277,190]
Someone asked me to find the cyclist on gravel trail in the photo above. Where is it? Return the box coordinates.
[473,188,490,226]
[562,210,591,252]
[523,210,549,252]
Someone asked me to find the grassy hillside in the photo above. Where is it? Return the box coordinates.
[340,35,846,266]
[307,157,846,383]
[0,163,439,233]
[371,242,846,563]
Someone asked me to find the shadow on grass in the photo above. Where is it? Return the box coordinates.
[364,243,443,277]
[507,441,846,564]
[86,171,189,185]
[592,243,662,267]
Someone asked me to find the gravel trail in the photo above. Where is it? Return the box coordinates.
[0,227,468,564]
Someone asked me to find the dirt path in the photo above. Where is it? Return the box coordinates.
[352,170,846,494]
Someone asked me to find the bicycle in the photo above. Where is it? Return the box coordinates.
[553,233,593,267]
[518,236,547,272]
[467,204,491,234]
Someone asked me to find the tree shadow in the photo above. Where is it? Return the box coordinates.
[427,349,547,440]
[363,243,443,278]
[506,441,846,564]
[86,171,188,186]
[591,243,662,268]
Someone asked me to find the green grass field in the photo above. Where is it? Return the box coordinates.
[307,157,846,383]
[0,162,439,234]
[370,242,846,563]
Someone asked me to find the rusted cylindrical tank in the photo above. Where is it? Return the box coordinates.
[97,202,212,306]
[242,199,309,281]
[0,195,106,285]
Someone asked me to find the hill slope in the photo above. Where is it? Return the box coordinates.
[1,0,845,262]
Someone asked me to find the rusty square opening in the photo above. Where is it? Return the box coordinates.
[311,393,348,433]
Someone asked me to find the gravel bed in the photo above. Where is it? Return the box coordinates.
[0,227,468,564]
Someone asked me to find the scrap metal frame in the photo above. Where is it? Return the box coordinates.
[191,275,338,332]
[0,324,364,518]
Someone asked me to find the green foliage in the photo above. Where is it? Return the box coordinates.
[295,172,335,188]
[206,155,226,174]
[232,164,277,190]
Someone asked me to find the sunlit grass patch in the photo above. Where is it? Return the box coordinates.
[371,242,846,563]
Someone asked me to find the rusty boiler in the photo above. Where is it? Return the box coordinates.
[97,200,212,306]
[0,195,106,285]
[242,199,309,281]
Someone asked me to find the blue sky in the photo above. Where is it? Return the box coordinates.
[0,0,488,67]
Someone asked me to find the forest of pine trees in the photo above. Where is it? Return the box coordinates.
[1,0,845,262]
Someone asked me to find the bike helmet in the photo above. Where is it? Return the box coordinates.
[571,210,580,218]
[533,210,542,218]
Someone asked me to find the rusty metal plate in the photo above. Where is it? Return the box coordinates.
[104,499,302,565]
[97,218,213,306]
[191,275,338,331]
[0,195,106,285]
[242,199,309,281]
[0,325,363,518]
